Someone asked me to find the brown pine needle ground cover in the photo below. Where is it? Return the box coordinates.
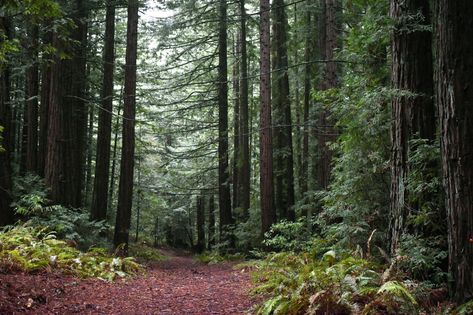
[0,251,256,314]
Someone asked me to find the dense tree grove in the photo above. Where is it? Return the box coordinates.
[1,0,473,311]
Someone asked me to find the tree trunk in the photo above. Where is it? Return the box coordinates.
[301,3,312,198]
[25,25,39,173]
[272,0,295,221]
[208,194,215,250]
[38,28,52,177]
[238,0,251,220]
[113,0,139,254]
[232,36,240,213]
[217,0,234,244]
[45,30,67,204]
[45,0,88,207]
[389,0,435,254]
[0,17,14,226]
[436,0,473,303]
[196,195,205,253]
[260,0,275,235]
[64,0,88,207]
[315,0,339,191]
[91,2,116,221]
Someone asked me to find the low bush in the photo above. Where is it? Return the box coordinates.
[195,251,245,265]
[0,225,141,281]
[251,247,447,315]
[128,243,166,263]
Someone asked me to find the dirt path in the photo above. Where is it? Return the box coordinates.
[0,252,255,314]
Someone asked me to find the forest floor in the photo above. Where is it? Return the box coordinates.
[0,249,256,314]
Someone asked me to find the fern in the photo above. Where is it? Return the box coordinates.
[0,225,142,280]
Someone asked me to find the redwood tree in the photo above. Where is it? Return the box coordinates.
[91,1,116,221]
[315,0,339,191]
[113,0,139,253]
[272,0,295,221]
[25,24,39,173]
[260,0,275,234]
[238,0,250,219]
[217,0,233,243]
[436,0,473,303]
[0,17,14,226]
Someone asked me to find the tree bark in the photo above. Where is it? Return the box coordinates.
[315,0,339,191]
[301,2,312,198]
[272,0,295,221]
[238,0,251,220]
[232,36,240,213]
[208,194,215,250]
[113,0,139,254]
[389,0,435,254]
[25,25,39,173]
[260,0,275,235]
[38,28,52,177]
[436,0,473,303]
[45,30,67,204]
[91,2,116,221]
[64,0,88,207]
[45,0,88,207]
[217,0,234,244]
[196,195,205,253]
[0,17,14,226]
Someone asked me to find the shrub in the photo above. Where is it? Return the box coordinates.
[0,225,141,281]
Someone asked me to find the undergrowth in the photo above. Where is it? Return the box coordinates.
[128,243,166,263]
[195,251,245,265]
[0,226,141,281]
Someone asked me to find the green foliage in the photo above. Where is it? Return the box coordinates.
[397,234,447,283]
[406,138,444,234]
[128,243,166,263]
[315,0,391,252]
[453,300,473,315]
[251,249,381,315]
[0,226,141,281]
[262,219,312,252]
[195,251,244,265]
[12,174,109,250]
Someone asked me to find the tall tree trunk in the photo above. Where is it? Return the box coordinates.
[272,0,295,221]
[208,194,215,250]
[232,36,240,213]
[45,0,88,207]
[293,3,302,201]
[238,0,251,220]
[91,2,116,221]
[389,0,435,254]
[0,17,14,226]
[217,0,233,244]
[45,30,67,204]
[196,195,205,253]
[301,2,312,198]
[38,28,52,177]
[25,25,39,174]
[64,0,88,207]
[260,0,275,235]
[315,0,339,191]
[436,0,473,303]
[113,0,139,254]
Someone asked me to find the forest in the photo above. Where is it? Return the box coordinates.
[1,0,473,314]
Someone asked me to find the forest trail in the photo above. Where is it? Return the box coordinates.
[0,251,255,315]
